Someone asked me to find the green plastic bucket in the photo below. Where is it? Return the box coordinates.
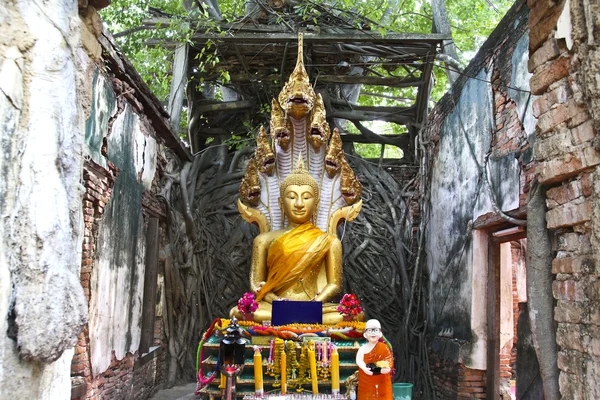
[392,383,413,400]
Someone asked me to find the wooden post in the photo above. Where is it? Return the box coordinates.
[487,238,501,400]
[168,42,189,136]
[140,218,160,354]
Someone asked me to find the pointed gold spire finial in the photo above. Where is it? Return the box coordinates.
[294,154,306,172]
[294,33,306,77]
[278,33,316,119]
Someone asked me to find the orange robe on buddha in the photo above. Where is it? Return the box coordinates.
[256,222,334,301]
[358,341,393,400]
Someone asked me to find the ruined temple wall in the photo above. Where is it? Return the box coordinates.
[425,0,600,396]
[71,68,169,399]
[528,0,600,397]
[1,2,182,399]
[423,0,535,397]
[0,1,93,398]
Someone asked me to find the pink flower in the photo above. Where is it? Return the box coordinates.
[338,293,362,316]
[237,292,259,314]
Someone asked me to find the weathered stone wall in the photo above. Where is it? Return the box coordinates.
[528,0,600,397]
[423,0,535,397]
[0,1,91,398]
[1,2,187,399]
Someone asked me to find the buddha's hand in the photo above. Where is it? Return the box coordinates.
[263,291,280,303]
[361,366,373,376]
[381,367,391,375]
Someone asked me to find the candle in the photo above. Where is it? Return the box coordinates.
[269,339,274,363]
[317,342,322,362]
[253,346,264,396]
[322,342,328,364]
[280,348,287,394]
[331,345,340,394]
[308,342,318,394]
[219,372,226,389]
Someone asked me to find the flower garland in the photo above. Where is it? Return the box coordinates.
[216,319,366,338]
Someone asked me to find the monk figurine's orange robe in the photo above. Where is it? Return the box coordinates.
[357,341,393,400]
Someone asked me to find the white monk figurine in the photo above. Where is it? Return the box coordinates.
[355,319,393,400]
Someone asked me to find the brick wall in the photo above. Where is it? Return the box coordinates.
[429,349,487,399]
[528,0,600,397]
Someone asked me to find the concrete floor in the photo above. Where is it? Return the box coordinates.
[150,382,198,400]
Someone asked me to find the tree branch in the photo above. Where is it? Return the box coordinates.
[114,25,156,39]
[350,120,411,148]
[435,52,463,73]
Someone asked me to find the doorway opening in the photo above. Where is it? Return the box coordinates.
[486,226,543,400]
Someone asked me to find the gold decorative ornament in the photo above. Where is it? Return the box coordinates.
[255,126,276,176]
[309,93,331,150]
[325,128,343,178]
[278,33,315,120]
[340,155,363,205]
[270,98,292,151]
[239,158,260,207]
[237,200,270,234]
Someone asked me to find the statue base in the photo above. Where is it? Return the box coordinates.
[196,319,367,399]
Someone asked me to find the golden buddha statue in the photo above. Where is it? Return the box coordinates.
[234,160,345,324]
[234,33,363,325]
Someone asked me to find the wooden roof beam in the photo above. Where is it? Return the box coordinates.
[192,101,254,113]
[329,110,415,125]
[191,31,448,45]
[189,73,422,88]
[318,75,423,87]
[142,18,449,43]
[146,32,448,49]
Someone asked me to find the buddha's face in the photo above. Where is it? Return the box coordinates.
[280,184,316,225]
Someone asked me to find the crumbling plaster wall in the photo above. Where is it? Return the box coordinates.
[71,42,171,397]
[86,75,159,377]
[426,0,530,346]
[0,0,93,398]
[425,1,536,397]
